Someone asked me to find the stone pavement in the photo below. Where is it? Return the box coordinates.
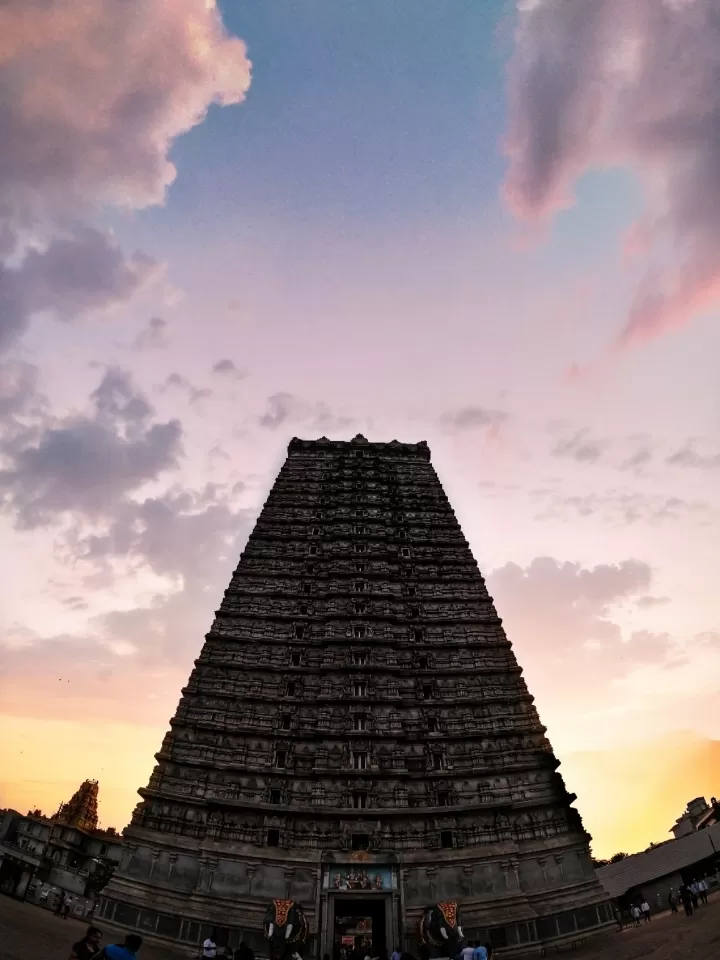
[0,895,185,960]
[1,894,719,960]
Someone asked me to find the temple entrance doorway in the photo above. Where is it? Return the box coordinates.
[333,897,387,960]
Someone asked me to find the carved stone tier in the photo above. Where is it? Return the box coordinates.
[100,435,613,956]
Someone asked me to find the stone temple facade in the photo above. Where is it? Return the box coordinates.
[100,435,613,955]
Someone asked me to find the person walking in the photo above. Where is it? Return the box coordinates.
[69,925,103,960]
[630,905,641,926]
[668,889,678,913]
[640,900,651,923]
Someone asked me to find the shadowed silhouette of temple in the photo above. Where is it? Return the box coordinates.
[100,436,613,955]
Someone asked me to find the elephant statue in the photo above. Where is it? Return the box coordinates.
[418,902,464,958]
[263,899,309,960]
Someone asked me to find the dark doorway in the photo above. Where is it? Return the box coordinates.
[0,858,23,896]
[334,897,387,960]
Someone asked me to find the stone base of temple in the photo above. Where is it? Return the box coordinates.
[97,890,615,958]
[100,840,615,959]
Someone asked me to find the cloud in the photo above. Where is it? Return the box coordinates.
[504,0,720,350]
[212,358,245,380]
[0,227,160,352]
[552,428,607,463]
[488,556,663,712]
[258,392,356,432]
[0,361,44,419]
[131,316,169,352]
[162,373,212,405]
[0,368,182,528]
[636,595,669,609]
[0,0,251,231]
[0,485,255,726]
[441,405,508,431]
[621,445,654,470]
[666,443,720,469]
[534,489,710,526]
[73,486,251,588]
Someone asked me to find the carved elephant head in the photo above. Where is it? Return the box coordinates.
[418,902,464,956]
[263,899,309,960]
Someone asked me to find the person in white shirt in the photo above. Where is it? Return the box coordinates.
[630,905,641,926]
[461,944,474,960]
[640,901,651,922]
[203,931,218,958]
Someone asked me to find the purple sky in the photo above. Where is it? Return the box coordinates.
[1,0,719,855]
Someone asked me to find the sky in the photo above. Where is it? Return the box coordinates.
[1,0,719,860]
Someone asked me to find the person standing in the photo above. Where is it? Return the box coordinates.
[391,947,401,960]
[630,905,640,926]
[640,900,650,923]
[668,889,678,913]
[679,884,693,917]
[472,943,488,960]
[69,925,103,959]
[203,931,218,958]
[235,942,254,960]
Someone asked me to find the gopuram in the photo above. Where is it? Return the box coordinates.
[100,436,613,956]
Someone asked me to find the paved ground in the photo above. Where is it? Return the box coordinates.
[1,895,719,960]
[0,896,187,959]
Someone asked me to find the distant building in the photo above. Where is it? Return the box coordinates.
[671,796,720,839]
[595,821,720,908]
[0,780,123,904]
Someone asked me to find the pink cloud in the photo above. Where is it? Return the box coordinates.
[0,0,251,229]
[504,0,720,349]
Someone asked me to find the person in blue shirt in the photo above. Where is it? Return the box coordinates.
[96,934,143,958]
[472,943,489,960]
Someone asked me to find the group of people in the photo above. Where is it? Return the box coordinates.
[202,931,256,958]
[68,927,143,959]
[628,900,652,926]
[616,876,713,930]
[457,941,493,960]
[69,927,257,959]
[334,942,493,960]
[668,878,710,917]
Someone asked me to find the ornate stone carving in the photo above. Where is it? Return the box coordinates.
[104,436,612,953]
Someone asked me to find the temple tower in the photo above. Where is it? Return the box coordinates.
[53,779,99,832]
[101,436,612,955]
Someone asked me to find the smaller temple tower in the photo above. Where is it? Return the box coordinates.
[52,779,99,832]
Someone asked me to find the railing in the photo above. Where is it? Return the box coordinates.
[0,839,42,863]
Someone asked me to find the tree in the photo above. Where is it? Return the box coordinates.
[84,859,118,897]
[610,852,629,863]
